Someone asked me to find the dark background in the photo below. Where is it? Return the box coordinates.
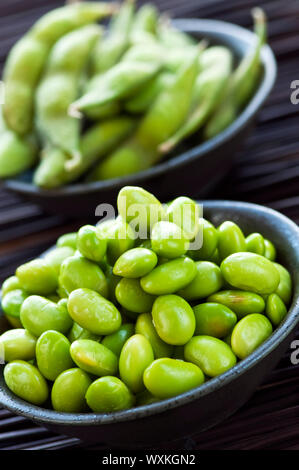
[0,0,298,450]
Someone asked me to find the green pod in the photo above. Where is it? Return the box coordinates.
[151,221,189,259]
[167,196,200,241]
[36,330,73,381]
[70,339,118,377]
[20,296,73,337]
[51,368,92,413]
[1,289,28,319]
[3,2,115,135]
[16,259,58,295]
[86,376,135,412]
[91,0,136,75]
[44,246,75,276]
[143,358,204,399]
[264,239,276,261]
[193,303,237,338]
[115,278,155,313]
[131,3,158,36]
[113,247,157,278]
[266,293,287,326]
[207,290,265,319]
[136,389,160,406]
[140,257,197,295]
[0,127,38,178]
[35,25,101,162]
[184,336,237,377]
[34,117,136,188]
[158,21,195,48]
[178,261,223,300]
[152,295,195,346]
[189,218,218,261]
[231,313,273,359]
[125,73,174,114]
[102,324,135,357]
[119,334,154,393]
[105,265,121,305]
[4,360,48,405]
[273,262,292,305]
[1,276,22,297]
[136,49,199,151]
[77,225,107,262]
[96,217,135,265]
[0,329,36,363]
[71,61,161,115]
[135,313,174,358]
[59,255,108,297]
[67,288,121,335]
[245,233,265,255]
[68,322,100,343]
[217,221,246,260]
[117,186,165,234]
[57,232,78,250]
[221,252,280,295]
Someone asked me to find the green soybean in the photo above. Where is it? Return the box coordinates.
[68,322,100,343]
[151,221,189,259]
[1,289,28,320]
[70,339,118,377]
[20,296,73,337]
[221,252,280,294]
[59,255,108,297]
[119,334,154,393]
[36,330,73,381]
[185,336,237,377]
[193,303,237,338]
[218,221,246,260]
[207,290,265,318]
[67,288,121,336]
[102,324,135,357]
[152,295,195,346]
[51,368,92,412]
[189,218,218,261]
[245,233,265,255]
[96,217,135,265]
[141,257,197,295]
[44,246,75,276]
[86,376,135,412]
[57,232,77,250]
[231,314,273,359]
[4,360,48,405]
[0,329,36,362]
[77,225,107,262]
[264,239,276,261]
[144,358,204,399]
[1,276,22,298]
[178,261,223,300]
[266,293,287,326]
[167,197,200,241]
[16,259,58,295]
[274,262,292,305]
[135,313,174,358]
[115,278,155,313]
[113,247,157,278]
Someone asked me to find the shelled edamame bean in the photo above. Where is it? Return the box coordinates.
[0,2,268,187]
[0,185,292,413]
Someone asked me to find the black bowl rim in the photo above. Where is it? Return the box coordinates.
[0,200,298,426]
[1,18,277,198]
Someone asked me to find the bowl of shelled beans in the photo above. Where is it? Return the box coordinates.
[0,1,276,216]
[0,186,298,447]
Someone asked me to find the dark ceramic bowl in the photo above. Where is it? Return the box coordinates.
[1,18,277,217]
[0,200,298,448]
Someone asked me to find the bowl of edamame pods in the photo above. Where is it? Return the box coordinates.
[0,1,276,215]
[0,187,298,447]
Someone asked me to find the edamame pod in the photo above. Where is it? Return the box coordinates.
[231,314,273,359]
[119,334,154,393]
[184,336,237,377]
[3,2,115,135]
[144,358,204,399]
[152,295,195,345]
[221,253,280,295]
[67,288,122,335]
[141,257,197,295]
[4,361,49,405]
